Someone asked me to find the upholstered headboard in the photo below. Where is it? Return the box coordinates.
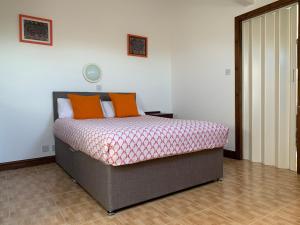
[52,92,136,121]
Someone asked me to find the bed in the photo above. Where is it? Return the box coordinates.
[53,92,228,214]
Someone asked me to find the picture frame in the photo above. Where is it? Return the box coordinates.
[127,34,148,57]
[19,14,53,46]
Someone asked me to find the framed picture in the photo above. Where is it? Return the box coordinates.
[19,14,53,46]
[127,34,148,57]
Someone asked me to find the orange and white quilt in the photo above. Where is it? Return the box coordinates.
[54,116,229,166]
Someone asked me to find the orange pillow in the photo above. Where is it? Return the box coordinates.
[109,93,139,118]
[67,94,104,119]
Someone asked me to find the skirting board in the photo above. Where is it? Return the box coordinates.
[0,156,55,171]
[223,149,241,160]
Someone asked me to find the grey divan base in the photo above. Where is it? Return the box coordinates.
[55,137,223,213]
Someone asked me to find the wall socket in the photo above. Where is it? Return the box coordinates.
[42,145,56,153]
[42,145,50,153]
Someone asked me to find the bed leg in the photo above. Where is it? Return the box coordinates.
[107,211,116,216]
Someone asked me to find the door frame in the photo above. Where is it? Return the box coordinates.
[234,0,300,173]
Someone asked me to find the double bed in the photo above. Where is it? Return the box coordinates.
[53,92,229,213]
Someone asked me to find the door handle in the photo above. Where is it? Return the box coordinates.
[292,69,295,83]
[292,69,298,83]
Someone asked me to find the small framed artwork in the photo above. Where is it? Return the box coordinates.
[127,34,148,57]
[19,14,53,46]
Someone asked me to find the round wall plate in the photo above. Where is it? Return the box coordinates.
[83,64,101,83]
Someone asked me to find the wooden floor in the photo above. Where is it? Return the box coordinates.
[1,158,300,225]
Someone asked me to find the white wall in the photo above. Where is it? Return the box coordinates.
[0,0,278,163]
[171,0,276,151]
[0,0,172,163]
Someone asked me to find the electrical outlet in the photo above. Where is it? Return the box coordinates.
[42,145,50,153]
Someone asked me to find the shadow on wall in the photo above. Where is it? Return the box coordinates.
[234,0,255,6]
[31,115,56,158]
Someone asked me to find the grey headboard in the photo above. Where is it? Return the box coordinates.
[53,91,136,121]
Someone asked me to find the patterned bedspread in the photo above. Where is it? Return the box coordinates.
[54,116,229,166]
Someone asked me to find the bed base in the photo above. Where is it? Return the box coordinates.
[55,137,223,213]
